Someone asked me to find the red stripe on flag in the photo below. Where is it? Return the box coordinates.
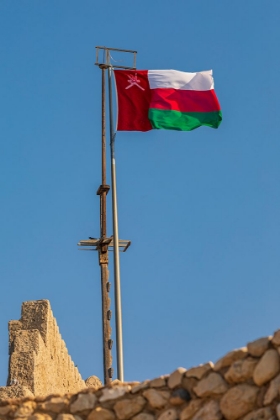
[150,88,221,113]
[114,70,152,132]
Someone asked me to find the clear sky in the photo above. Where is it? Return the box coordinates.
[1,0,280,386]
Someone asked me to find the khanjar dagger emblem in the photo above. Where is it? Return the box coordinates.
[125,73,145,91]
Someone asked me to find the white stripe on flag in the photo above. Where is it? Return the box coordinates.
[148,69,214,91]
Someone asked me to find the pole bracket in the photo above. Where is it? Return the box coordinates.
[97,184,110,195]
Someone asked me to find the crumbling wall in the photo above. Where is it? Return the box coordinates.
[4,300,86,397]
[2,328,280,419]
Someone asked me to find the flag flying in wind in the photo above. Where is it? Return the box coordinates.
[114,69,222,132]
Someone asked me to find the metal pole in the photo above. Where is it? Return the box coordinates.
[98,66,113,385]
[108,66,124,381]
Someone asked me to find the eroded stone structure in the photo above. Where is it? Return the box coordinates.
[2,302,280,419]
[1,300,86,398]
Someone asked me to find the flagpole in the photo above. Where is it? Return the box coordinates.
[108,65,124,381]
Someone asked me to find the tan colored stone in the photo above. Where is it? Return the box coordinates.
[220,384,259,420]
[0,405,17,416]
[158,409,178,420]
[132,414,155,420]
[131,381,150,394]
[193,373,228,397]
[185,363,213,380]
[14,401,36,417]
[143,389,170,409]
[247,337,271,357]
[253,349,280,386]
[243,407,274,420]
[100,386,131,402]
[128,382,141,388]
[224,357,258,384]
[0,385,33,400]
[8,300,86,397]
[57,415,77,420]
[113,396,146,420]
[38,397,69,413]
[263,373,280,405]
[168,368,187,389]
[29,414,53,420]
[180,400,203,420]
[70,393,97,413]
[85,376,103,390]
[214,348,248,371]
[276,404,280,420]
[272,330,280,346]
[150,376,166,388]
[193,400,222,420]
[88,407,115,420]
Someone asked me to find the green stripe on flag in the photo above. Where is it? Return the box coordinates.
[148,109,222,131]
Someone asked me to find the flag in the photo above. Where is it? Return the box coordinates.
[114,69,222,132]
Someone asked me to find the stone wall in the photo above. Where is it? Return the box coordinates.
[0,300,86,398]
[2,330,280,419]
[2,309,280,419]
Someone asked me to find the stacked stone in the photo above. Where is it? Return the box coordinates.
[2,330,280,420]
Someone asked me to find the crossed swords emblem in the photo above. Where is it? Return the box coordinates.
[125,73,145,91]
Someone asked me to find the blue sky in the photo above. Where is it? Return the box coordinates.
[1,0,280,386]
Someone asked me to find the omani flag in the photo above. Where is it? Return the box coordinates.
[114,69,222,132]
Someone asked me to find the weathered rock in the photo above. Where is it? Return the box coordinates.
[88,407,115,420]
[170,389,191,405]
[224,357,258,384]
[143,389,170,409]
[158,409,178,420]
[38,396,69,413]
[180,400,203,420]
[185,363,213,380]
[85,376,103,390]
[8,300,86,397]
[243,407,274,420]
[168,368,187,389]
[272,330,280,346]
[276,404,280,420]
[57,415,77,420]
[253,349,280,386]
[0,385,34,399]
[70,393,97,413]
[29,414,53,420]
[132,414,155,420]
[100,386,131,402]
[113,396,146,420]
[193,373,228,397]
[150,376,166,388]
[14,401,36,417]
[214,348,248,371]
[220,384,259,420]
[192,400,222,420]
[247,337,271,357]
[263,373,280,405]
[0,405,17,416]
[131,381,150,394]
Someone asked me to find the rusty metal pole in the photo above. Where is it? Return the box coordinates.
[97,66,113,385]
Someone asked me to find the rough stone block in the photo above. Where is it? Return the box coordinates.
[253,349,280,386]
[214,348,248,371]
[220,384,259,420]
[193,373,228,397]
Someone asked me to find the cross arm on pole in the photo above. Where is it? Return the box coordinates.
[77,238,131,252]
